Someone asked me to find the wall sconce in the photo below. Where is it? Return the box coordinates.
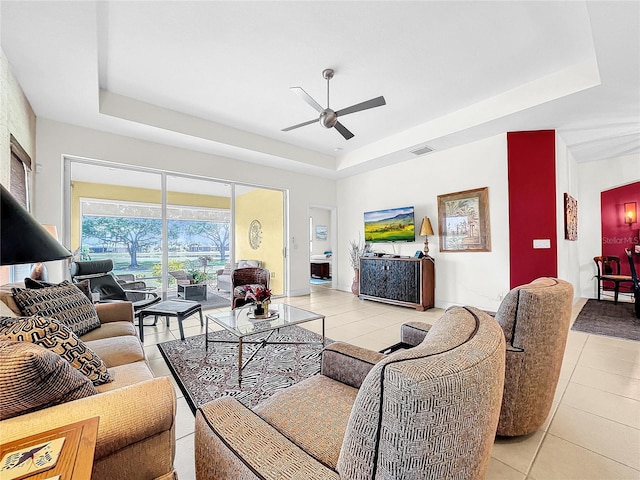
[624,202,637,225]
[419,217,434,256]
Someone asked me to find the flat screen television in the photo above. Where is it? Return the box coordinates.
[364,206,416,243]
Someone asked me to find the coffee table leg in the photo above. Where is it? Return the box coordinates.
[205,316,209,351]
[238,337,243,384]
[322,317,326,346]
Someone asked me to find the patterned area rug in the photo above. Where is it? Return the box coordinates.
[158,325,329,414]
[571,299,640,341]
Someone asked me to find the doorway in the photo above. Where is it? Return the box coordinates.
[309,206,336,290]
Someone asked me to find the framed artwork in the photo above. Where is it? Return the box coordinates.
[564,193,578,241]
[315,225,328,240]
[437,187,491,252]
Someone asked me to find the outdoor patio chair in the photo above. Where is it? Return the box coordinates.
[70,259,160,312]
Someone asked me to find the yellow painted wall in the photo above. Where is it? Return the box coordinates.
[235,188,284,295]
[71,181,230,250]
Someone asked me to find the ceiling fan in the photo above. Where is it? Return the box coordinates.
[282,68,386,140]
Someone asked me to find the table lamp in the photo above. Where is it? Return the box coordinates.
[420,217,434,256]
[1,184,71,270]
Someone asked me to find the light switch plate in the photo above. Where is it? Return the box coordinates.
[533,239,551,249]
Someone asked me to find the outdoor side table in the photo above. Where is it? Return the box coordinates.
[137,299,203,342]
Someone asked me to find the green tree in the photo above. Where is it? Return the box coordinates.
[82,216,162,268]
[188,222,230,262]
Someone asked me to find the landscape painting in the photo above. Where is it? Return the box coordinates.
[364,206,415,243]
[437,187,491,252]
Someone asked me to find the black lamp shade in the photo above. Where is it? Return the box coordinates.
[1,184,71,265]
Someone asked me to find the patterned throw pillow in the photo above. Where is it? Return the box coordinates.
[0,316,112,385]
[12,280,101,336]
[24,277,93,302]
[0,340,97,420]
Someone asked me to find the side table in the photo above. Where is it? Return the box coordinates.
[0,416,99,480]
[177,282,208,301]
[137,299,203,342]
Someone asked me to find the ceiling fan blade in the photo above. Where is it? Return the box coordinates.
[336,96,386,117]
[290,87,324,113]
[281,118,318,132]
[334,121,354,140]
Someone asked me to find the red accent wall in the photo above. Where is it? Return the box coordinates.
[507,131,557,288]
[601,182,640,284]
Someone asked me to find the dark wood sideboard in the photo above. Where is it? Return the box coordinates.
[359,256,434,311]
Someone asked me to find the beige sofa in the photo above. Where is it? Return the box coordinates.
[0,283,177,480]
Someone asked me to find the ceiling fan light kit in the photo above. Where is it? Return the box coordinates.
[282,68,386,140]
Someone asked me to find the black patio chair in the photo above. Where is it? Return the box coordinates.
[70,259,160,312]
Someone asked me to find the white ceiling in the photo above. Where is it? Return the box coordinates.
[1,1,638,179]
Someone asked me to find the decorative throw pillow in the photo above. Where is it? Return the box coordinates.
[0,340,97,420]
[24,277,93,302]
[12,280,101,336]
[0,316,112,385]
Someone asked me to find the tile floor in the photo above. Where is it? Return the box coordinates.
[142,284,640,480]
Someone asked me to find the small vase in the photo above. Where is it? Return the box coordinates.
[351,268,360,296]
[254,302,265,316]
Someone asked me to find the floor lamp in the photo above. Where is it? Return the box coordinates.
[1,184,71,272]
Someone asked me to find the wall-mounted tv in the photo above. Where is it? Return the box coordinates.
[364,206,416,243]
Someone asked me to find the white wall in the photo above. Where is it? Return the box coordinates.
[337,133,510,311]
[577,154,640,298]
[33,118,337,295]
[556,133,581,297]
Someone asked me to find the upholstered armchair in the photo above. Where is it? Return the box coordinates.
[231,267,270,308]
[194,306,505,479]
[402,277,574,437]
[216,260,263,292]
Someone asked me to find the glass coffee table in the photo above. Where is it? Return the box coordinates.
[205,303,325,383]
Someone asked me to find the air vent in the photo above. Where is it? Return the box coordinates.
[410,145,434,156]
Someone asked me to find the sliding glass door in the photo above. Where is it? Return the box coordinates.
[165,175,231,298]
[66,158,286,300]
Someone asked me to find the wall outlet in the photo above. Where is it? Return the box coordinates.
[270,271,276,278]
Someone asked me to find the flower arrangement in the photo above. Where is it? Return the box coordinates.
[242,285,272,303]
[349,238,364,270]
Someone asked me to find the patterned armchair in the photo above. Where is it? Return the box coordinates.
[402,277,574,437]
[231,267,270,309]
[216,260,262,293]
[194,306,505,479]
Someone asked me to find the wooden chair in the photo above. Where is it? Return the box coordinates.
[593,256,633,304]
[624,248,640,318]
